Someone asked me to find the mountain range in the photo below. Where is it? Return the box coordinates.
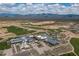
[0,13,79,21]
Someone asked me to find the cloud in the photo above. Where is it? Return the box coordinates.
[0,3,79,15]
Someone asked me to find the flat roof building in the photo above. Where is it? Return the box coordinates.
[10,35,34,44]
[45,37,59,45]
[35,33,59,45]
[10,33,59,45]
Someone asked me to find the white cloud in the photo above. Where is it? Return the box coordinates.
[0,3,79,15]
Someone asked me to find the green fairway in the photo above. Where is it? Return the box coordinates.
[70,38,79,55]
[60,52,76,56]
[6,26,35,35]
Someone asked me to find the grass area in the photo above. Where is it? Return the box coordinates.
[70,29,77,33]
[0,38,3,40]
[34,32,47,35]
[70,38,79,55]
[48,29,62,33]
[28,26,44,29]
[60,52,76,56]
[0,41,11,50]
[6,26,35,35]
[0,37,14,50]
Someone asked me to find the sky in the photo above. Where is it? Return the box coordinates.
[0,3,79,15]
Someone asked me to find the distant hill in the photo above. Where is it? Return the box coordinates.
[0,13,79,21]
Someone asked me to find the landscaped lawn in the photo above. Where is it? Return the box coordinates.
[70,38,79,55]
[6,26,35,35]
[60,52,76,56]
